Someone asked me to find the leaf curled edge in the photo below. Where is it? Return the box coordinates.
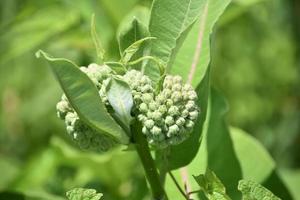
[36,50,129,144]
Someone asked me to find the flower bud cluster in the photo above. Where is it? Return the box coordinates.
[123,70,199,148]
[56,64,116,152]
[80,63,112,104]
[123,69,154,111]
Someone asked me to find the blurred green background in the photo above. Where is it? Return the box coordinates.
[0,0,299,199]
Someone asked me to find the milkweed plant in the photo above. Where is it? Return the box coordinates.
[36,0,286,199]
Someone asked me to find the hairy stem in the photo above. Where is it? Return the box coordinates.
[131,123,168,200]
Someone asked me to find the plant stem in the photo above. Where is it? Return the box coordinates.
[168,171,189,200]
[131,123,168,200]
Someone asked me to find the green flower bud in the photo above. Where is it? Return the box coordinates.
[56,100,70,119]
[173,75,182,83]
[176,117,185,126]
[142,93,153,104]
[189,111,198,120]
[139,103,148,113]
[166,99,173,107]
[185,120,194,129]
[138,114,147,122]
[149,101,158,110]
[165,116,174,125]
[167,124,179,137]
[145,119,155,129]
[168,106,179,116]
[172,84,182,91]
[142,126,149,135]
[158,105,167,114]
[151,126,162,135]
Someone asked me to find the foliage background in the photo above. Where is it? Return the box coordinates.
[0,0,299,199]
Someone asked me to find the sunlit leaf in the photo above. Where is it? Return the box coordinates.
[171,0,231,87]
[91,14,105,63]
[66,188,103,200]
[238,180,281,200]
[106,76,134,133]
[121,37,155,64]
[146,0,206,81]
[194,169,231,200]
[230,127,275,183]
[36,50,129,144]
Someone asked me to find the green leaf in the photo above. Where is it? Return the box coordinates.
[167,65,211,170]
[106,76,134,133]
[36,50,129,144]
[170,0,231,87]
[66,188,103,200]
[230,127,275,183]
[121,37,155,64]
[117,6,150,54]
[194,169,231,200]
[238,180,281,200]
[91,14,105,63]
[203,89,242,199]
[147,0,213,81]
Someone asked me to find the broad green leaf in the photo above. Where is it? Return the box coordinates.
[194,169,231,200]
[229,128,292,199]
[121,37,155,64]
[36,50,129,144]
[91,14,105,63]
[147,0,206,81]
[171,0,231,87]
[167,65,211,170]
[106,76,134,133]
[199,89,242,199]
[66,188,103,200]
[238,180,281,200]
[280,169,300,200]
[230,127,275,183]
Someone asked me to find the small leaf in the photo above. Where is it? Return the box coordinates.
[106,76,134,133]
[91,14,106,63]
[66,188,103,200]
[117,6,150,54]
[121,37,155,64]
[36,50,129,144]
[194,169,231,200]
[238,180,281,200]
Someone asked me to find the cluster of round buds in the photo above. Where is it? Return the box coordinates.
[56,95,116,152]
[123,70,199,148]
[123,70,154,111]
[80,64,112,104]
[56,64,116,152]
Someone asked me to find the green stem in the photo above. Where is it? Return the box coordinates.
[131,123,168,200]
[168,171,189,200]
